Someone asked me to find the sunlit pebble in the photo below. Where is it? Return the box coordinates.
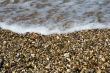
[16,53,20,57]
[32,41,35,44]
[67,58,71,61]
[31,54,35,57]
[64,53,69,58]
[56,36,60,39]
[34,65,37,69]
[46,57,49,60]
[67,69,71,72]
[4,63,9,68]
[12,71,16,73]
[44,45,49,48]
[105,39,109,42]
[22,69,26,72]
[97,68,101,73]
[3,41,6,44]
[89,50,93,54]
[67,64,71,67]
[99,55,105,62]
[67,40,70,43]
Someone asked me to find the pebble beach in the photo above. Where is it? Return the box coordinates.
[0,0,110,73]
[0,28,110,73]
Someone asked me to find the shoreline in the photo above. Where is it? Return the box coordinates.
[0,28,110,73]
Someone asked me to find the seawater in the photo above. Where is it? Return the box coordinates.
[0,0,110,35]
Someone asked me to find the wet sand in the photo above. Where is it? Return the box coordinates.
[0,28,110,73]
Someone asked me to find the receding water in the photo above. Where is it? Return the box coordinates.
[0,0,110,35]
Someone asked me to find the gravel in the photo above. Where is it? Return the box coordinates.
[0,28,110,73]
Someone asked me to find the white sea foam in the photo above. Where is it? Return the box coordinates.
[0,22,110,35]
[0,0,110,35]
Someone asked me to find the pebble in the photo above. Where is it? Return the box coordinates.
[0,58,3,68]
[31,54,35,57]
[97,68,101,73]
[67,69,71,72]
[3,41,6,44]
[64,53,69,58]
[45,64,50,69]
[99,55,106,62]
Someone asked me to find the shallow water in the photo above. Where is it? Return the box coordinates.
[0,0,110,35]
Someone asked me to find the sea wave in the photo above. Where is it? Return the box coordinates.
[0,0,110,35]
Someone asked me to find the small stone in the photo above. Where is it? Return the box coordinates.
[67,64,71,67]
[16,53,20,57]
[67,58,71,61]
[67,69,71,72]
[32,41,35,44]
[31,54,35,57]
[3,41,6,44]
[99,55,105,62]
[101,57,105,62]
[45,64,50,69]
[12,71,16,73]
[4,63,10,69]
[0,58,4,68]
[46,57,49,60]
[56,36,60,39]
[64,53,69,58]
[97,68,101,73]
